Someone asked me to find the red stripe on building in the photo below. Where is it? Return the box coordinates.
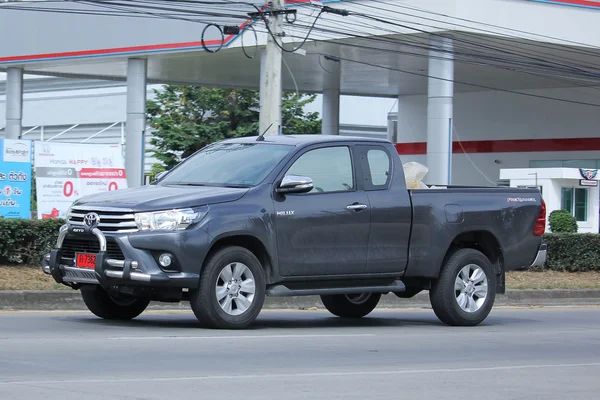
[0,0,321,63]
[395,138,600,155]
[535,0,600,8]
[0,37,234,63]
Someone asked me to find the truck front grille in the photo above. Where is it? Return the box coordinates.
[61,235,125,260]
[68,207,138,233]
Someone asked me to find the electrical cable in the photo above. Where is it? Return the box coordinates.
[342,0,600,68]
[317,52,600,108]
[452,122,498,186]
[254,24,600,104]
[284,20,600,85]
[285,7,600,84]
[9,0,600,97]
[364,0,600,52]
[240,23,258,59]
[254,5,326,54]
[306,1,600,80]
[201,23,225,53]
[281,53,301,133]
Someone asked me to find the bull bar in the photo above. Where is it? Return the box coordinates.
[42,224,173,289]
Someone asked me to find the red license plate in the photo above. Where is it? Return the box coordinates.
[76,253,97,269]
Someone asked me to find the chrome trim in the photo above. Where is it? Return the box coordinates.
[70,212,135,220]
[106,259,139,269]
[68,207,138,233]
[105,270,152,282]
[530,244,547,267]
[346,204,368,211]
[70,206,134,213]
[280,174,313,189]
[61,266,99,284]
[56,225,69,248]
[92,227,107,252]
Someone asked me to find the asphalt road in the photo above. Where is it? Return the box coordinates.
[1,306,599,400]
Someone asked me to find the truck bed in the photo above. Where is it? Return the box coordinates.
[404,186,544,278]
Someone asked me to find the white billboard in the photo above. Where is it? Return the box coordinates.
[34,142,127,219]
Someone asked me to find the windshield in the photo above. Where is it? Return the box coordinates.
[158,142,294,187]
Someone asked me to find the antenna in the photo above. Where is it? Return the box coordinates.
[256,123,273,141]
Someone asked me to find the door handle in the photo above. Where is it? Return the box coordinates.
[346,203,368,211]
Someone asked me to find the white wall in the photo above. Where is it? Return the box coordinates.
[0,84,162,127]
[394,87,600,186]
[500,168,600,233]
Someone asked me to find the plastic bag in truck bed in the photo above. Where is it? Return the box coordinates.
[403,161,430,189]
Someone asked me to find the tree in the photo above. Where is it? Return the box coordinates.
[146,85,321,171]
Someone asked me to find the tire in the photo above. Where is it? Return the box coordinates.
[80,285,150,320]
[429,248,497,327]
[189,246,266,329]
[320,293,381,318]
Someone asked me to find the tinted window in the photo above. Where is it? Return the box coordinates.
[159,143,293,187]
[285,146,354,193]
[366,148,391,188]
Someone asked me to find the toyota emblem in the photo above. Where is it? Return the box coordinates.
[83,212,100,228]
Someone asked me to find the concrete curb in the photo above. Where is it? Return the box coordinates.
[1,289,600,311]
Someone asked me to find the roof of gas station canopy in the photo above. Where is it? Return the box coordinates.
[1,0,600,98]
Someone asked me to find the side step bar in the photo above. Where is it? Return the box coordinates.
[266,280,406,297]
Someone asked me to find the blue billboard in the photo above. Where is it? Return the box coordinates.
[0,139,32,219]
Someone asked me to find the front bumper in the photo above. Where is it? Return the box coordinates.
[42,224,199,290]
[530,243,547,267]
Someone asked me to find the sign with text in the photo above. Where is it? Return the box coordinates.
[34,142,127,219]
[0,139,33,219]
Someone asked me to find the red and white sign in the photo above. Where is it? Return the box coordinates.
[34,142,127,219]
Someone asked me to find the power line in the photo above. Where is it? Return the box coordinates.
[284,19,600,85]
[318,52,600,108]
[344,0,600,66]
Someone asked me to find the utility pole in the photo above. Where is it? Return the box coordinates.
[259,0,284,136]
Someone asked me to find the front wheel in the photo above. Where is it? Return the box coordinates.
[321,293,381,318]
[80,285,150,320]
[429,248,497,326]
[189,246,266,329]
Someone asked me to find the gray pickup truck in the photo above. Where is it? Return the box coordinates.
[42,135,547,329]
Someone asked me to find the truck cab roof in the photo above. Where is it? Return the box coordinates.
[221,134,391,147]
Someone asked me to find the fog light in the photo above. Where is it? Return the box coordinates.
[158,253,173,268]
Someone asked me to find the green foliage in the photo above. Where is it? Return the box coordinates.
[146,85,322,169]
[540,233,600,272]
[549,210,578,233]
[0,218,65,265]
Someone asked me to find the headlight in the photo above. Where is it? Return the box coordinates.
[134,208,205,231]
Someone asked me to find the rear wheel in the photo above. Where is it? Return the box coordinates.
[189,246,266,329]
[81,285,150,320]
[321,293,381,318]
[429,248,496,326]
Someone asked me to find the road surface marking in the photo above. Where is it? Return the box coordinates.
[2,362,599,386]
[107,333,376,340]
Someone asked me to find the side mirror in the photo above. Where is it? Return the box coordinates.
[276,175,314,194]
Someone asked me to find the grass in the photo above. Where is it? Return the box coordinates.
[1,265,600,291]
[0,265,69,291]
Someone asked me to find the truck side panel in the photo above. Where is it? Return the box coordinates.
[404,188,543,278]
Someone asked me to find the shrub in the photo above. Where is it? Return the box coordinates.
[0,220,599,273]
[538,233,600,272]
[549,209,578,233]
[0,218,65,265]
